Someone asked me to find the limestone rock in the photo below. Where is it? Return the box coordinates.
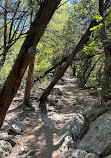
[76,94,97,107]
[59,114,85,152]
[78,111,111,156]
[63,149,98,158]
[60,114,85,140]
[0,140,12,155]
[59,131,74,152]
[83,100,111,121]
[0,148,5,158]
[52,88,62,96]
[9,122,22,134]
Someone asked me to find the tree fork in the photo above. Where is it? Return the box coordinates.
[0,0,61,129]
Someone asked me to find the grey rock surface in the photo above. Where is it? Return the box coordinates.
[59,131,74,152]
[59,114,85,152]
[0,148,5,158]
[9,122,22,134]
[63,149,98,158]
[60,113,85,140]
[0,140,12,157]
[78,111,111,156]
[52,88,62,96]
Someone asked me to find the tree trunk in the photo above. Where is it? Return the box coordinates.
[39,19,98,108]
[0,0,61,129]
[0,0,8,71]
[83,59,99,85]
[99,0,111,100]
[72,61,76,77]
[24,56,35,107]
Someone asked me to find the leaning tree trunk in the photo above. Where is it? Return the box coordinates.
[23,56,35,107]
[0,0,8,71]
[0,0,61,129]
[83,59,100,86]
[39,19,98,113]
[99,0,111,100]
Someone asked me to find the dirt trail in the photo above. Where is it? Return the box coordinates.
[0,77,91,158]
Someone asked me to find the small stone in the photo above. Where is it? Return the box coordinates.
[52,88,62,96]
[0,140,12,153]
[8,122,22,134]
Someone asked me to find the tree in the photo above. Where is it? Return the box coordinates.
[39,19,98,114]
[23,56,35,107]
[23,0,69,107]
[99,0,111,100]
[0,0,61,129]
[0,0,40,71]
[0,0,28,70]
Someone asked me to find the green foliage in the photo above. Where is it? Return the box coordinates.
[90,23,103,31]
[106,9,111,25]
[33,0,69,77]
[83,38,96,55]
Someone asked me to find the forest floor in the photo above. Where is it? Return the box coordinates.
[0,76,95,158]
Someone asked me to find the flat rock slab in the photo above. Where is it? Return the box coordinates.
[78,110,111,156]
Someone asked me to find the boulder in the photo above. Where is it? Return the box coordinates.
[78,111,111,156]
[59,114,85,152]
[76,93,97,107]
[63,149,98,158]
[59,131,74,152]
[83,100,111,121]
[60,113,85,140]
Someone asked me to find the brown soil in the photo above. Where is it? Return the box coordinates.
[0,77,93,158]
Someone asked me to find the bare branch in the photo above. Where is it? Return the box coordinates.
[10,10,28,42]
[57,0,70,9]
[8,0,21,43]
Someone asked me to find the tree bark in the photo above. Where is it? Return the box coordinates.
[24,56,35,107]
[0,0,61,129]
[84,59,100,85]
[99,0,111,100]
[39,19,98,105]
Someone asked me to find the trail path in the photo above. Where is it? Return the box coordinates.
[0,77,94,158]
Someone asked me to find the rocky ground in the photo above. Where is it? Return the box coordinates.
[0,77,111,158]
